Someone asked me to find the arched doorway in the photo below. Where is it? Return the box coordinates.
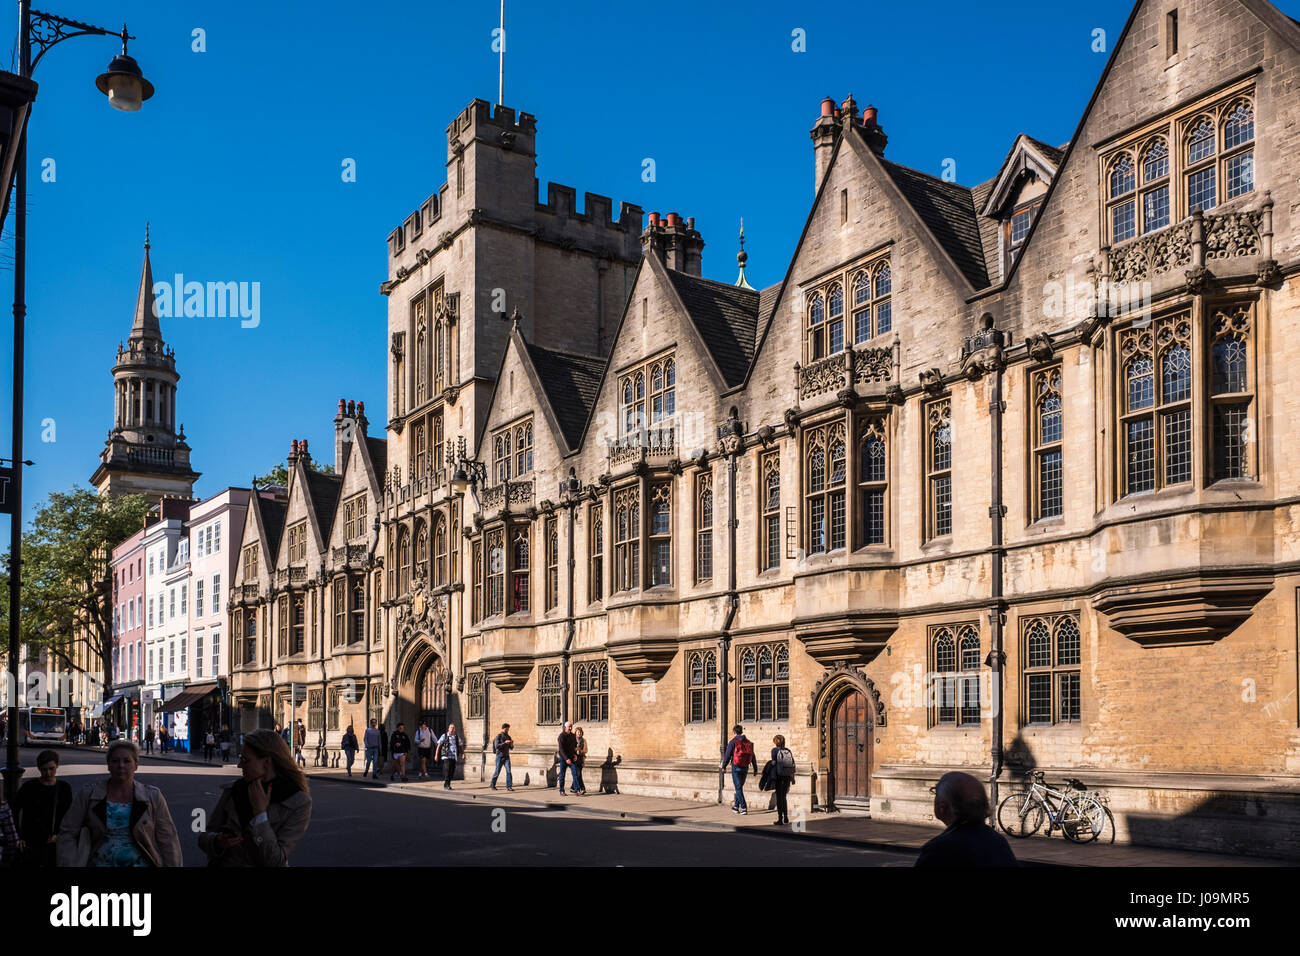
[416,657,448,737]
[830,689,870,805]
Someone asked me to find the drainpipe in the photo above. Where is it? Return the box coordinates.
[716,412,743,803]
[985,317,1008,815]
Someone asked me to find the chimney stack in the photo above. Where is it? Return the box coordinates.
[811,95,841,194]
[641,211,705,276]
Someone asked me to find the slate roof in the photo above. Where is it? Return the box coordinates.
[365,436,388,479]
[878,156,990,290]
[970,179,1003,284]
[254,493,288,563]
[665,270,761,387]
[756,283,781,350]
[304,468,344,543]
[1024,135,1066,165]
[523,341,605,450]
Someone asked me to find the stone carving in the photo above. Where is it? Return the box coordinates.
[1204,210,1261,260]
[852,346,893,384]
[798,353,846,400]
[807,664,887,759]
[1109,221,1192,283]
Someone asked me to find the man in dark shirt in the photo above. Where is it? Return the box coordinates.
[388,723,411,782]
[14,750,73,867]
[915,771,1018,867]
[557,722,578,795]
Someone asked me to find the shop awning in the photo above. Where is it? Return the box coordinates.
[87,695,123,718]
[157,682,220,713]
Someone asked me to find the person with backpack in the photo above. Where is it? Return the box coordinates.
[434,724,464,790]
[721,725,757,815]
[340,724,359,777]
[490,723,514,791]
[388,723,411,782]
[204,730,217,763]
[770,734,796,826]
[414,722,435,778]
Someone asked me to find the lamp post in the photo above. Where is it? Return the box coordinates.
[3,2,155,801]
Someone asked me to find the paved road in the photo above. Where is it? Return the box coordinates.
[40,750,913,866]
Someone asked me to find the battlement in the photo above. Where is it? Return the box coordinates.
[446,98,537,161]
[536,182,643,235]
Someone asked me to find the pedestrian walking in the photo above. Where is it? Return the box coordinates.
[56,740,183,867]
[915,771,1018,868]
[340,724,359,777]
[769,735,796,826]
[204,730,216,763]
[159,725,169,754]
[363,719,382,779]
[388,723,411,781]
[414,722,435,778]
[219,725,232,763]
[489,723,514,791]
[198,728,313,867]
[721,725,757,815]
[143,725,154,755]
[434,724,464,790]
[294,719,307,769]
[556,721,579,795]
[572,727,588,796]
[13,750,73,867]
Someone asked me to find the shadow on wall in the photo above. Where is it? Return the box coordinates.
[599,749,621,794]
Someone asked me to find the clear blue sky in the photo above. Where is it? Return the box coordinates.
[1,0,1295,524]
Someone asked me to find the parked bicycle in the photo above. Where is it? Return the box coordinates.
[996,771,1107,844]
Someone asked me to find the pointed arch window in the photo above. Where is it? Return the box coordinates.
[807,293,826,360]
[514,421,533,476]
[614,485,640,592]
[1140,138,1170,233]
[1022,614,1081,725]
[1210,305,1254,481]
[1108,154,1137,242]
[414,520,429,583]
[857,417,888,545]
[1222,100,1255,200]
[414,294,428,406]
[397,524,412,596]
[760,451,781,571]
[1032,367,1064,519]
[589,504,604,603]
[826,284,845,354]
[687,649,718,722]
[494,431,512,484]
[930,623,980,726]
[511,527,530,613]
[350,578,365,643]
[805,419,847,554]
[695,472,713,584]
[739,641,789,722]
[433,514,447,587]
[537,664,562,725]
[575,660,609,722]
[926,400,953,539]
[1119,314,1192,495]
[486,528,505,617]
[1185,116,1217,212]
[649,483,672,586]
[545,517,559,610]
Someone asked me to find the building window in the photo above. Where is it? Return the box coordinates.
[414,295,428,406]
[308,689,324,732]
[414,520,429,585]
[851,262,893,343]
[327,686,340,731]
[344,494,368,541]
[333,578,347,648]
[196,580,204,617]
[148,597,154,628]
[472,539,484,623]
[575,660,609,722]
[511,527,530,612]
[804,418,847,555]
[494,430,512,483]
[246,613,257,665]
[620,355,676,436]
[180,584,187,616]
[1023,614,1081,724]
[1032,367,1064,519]
[397,525,411,596]
[287,521,307,564]
[931,623,981,726]
[514,421,533,477]
[1222,101,1255,199]
[1119,313,1192,495]
[351,579,365,643]
[760,451,780,571]
[467,672,485,719]
[1210,304,1254,481]
[739,642,789,722]
[537,664,562,725]
[545,517,559,611]
[433,514,448,587]
[1107,154,1137,243]
[589,504,604,603]
[212,574,220,615]
[485,528,505,616]
[857,417,888,545]
[695,472,713,583]
[649,483,672,587]
[169,588,175,619]
[620,370,645,435]
[292,595,306,655]
[613,485,640,592]
[242,545,258,582]
[687,649,718,723]
[212,630,220,675]
[214,521,221,553]
[926,399,953,538]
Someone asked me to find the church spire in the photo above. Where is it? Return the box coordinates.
[734,218,754,290]
[129,223,161,345]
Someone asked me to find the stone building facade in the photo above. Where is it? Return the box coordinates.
[231,0,1300,857]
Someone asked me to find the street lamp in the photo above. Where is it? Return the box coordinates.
[448,437,486,499]
[3,2,155,801]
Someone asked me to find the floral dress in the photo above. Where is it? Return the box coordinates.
[89,801,150,867]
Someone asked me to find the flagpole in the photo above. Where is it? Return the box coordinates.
[498,0,505,105]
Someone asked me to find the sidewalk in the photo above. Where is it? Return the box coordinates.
[112,746,1286,866]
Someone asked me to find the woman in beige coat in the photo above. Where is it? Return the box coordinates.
[57,740,183,867]
[198,728,312,867]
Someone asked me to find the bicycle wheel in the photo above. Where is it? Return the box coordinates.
[1060,794,1106,843]
[997,790,1045,838]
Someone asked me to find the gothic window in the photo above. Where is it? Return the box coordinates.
[471,538,484,623]
[1033,367,1064,520]
[450,500,460,585]
[621,371,646,435]
[287,521,307,564]
[695,472,713,584]
[397,524,412,596]
[739,642,790,722]
[545,517,559,611]
[514,421,533,477]
[344,494,367,541]
[1022,614,1081,725]
[930,624,981,726]
[760,451,781,571]
[433,514,447,587]
[327,686,340,731]
[649,483,672,587]
[308,689,323,732]
[614,485,640,592]
[414,294,428,406]
[857,417,888,546]
[413,422,427,481]
[1210,305,1254,481]
[332,577,346,649]
[872,262,892,337]
[649,358,676,426]
[486,528,505,617]
[537,664,562,725]
[926,400,953,539]
[687,649,718,723]
[1119,313,1192,495]
[1108,154,1137,243]
[292,595,306,655]
[1141,138,1170,233]
[826,284,845,354]
[494,431,512,484]
[1184,116,1217,213]
[244,611,257,665]
[807,293,827,361]
[467,672,485,719]
[804,419,847,555]
[1222,101,1255,200]
[414,520,429,583]
[589,504,604,603]
[434,315,446,394]
[511,527,530,612]
[575,660,609,722]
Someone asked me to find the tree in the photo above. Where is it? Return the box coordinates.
[253,460,334,486]
[0,487,149,697]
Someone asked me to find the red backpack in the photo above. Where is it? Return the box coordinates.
[732,737,754,768]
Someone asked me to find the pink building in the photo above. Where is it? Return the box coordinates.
[110,526,148,740]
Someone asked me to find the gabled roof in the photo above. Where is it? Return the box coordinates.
[1024,136,1066,166]
[252,492,287,564]
[979,133,1065,219]
[522,340,605,450]
[365,436,388,479]
[664,270,761,387]
[877,157,990,289]
[756,283,782,351]
[303,468,344,544]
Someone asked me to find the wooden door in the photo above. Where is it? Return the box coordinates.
[831,690,870,803]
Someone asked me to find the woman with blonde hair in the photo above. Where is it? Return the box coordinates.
[198,728,312,867]
[57,740,183,866]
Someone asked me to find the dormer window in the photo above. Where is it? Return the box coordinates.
[1004,205,1037,269]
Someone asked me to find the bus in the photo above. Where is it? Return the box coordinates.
[20,707,67,746]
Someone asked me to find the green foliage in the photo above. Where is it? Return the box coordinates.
[254,460,335,486]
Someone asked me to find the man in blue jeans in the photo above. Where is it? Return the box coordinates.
[721,725,757,814]
[490,723,514,791]
[363,718,382,779]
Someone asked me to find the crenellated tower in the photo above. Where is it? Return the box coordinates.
[90,230,200,503]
